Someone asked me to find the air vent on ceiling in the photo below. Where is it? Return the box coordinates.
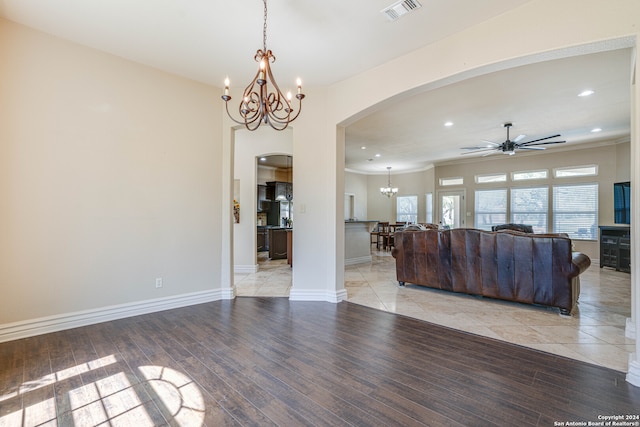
[381,0,422,22]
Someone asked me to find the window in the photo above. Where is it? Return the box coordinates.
[553,183,598,240]
[510,186,548,233]
[440,177,463,186]
[475,173,507,184]
[512,170,548,181]
[475,189,507,230]
[425,193,433,223]
[554,165,598,178]
[397,196,418,223]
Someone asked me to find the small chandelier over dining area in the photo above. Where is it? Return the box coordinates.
[221,0,305,131]
[380,166,398,197]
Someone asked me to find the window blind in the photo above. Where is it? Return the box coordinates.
[510,186,548,233]
[553,183,598,240]
[475,189,507,230]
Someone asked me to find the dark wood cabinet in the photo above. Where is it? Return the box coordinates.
[257,185,269,212]
[269,228,288,259]
[599,225,631,272]
[266,181,292,201]
[257,227,268,252]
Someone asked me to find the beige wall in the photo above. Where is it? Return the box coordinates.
[0,19,222,324]
[364,169,435,223]
[344,172,368,220]
[616,142,632,182]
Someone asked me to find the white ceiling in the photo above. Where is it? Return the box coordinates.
[0,0,633,174]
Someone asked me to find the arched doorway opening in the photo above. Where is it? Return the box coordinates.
[232,128,293,296]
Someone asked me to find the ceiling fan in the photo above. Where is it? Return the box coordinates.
[461,123,566,156]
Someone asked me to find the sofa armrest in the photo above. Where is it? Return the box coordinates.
[571,252,591,276]
[391,247,399,258]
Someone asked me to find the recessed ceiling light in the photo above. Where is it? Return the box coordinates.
[259,157,266,161]
[578,90,595,97]
[591,127,602,133]
[361,146,366,150]
[375,153,381,157]
[444,121,454,127]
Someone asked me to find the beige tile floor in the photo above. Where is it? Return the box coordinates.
[235,249,635,372]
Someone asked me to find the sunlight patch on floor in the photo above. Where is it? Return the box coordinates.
[0,356,205,427]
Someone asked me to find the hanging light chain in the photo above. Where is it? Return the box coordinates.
[263,0,268,53]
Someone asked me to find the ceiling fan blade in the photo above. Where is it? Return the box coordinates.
[461,148,498,155]
[480,140,500,146]
[518,134,561,145]
[519,140,566,147]
[514,134,526,142]
[517,146,546,150]
[462,140,503,150]
[461,146,496,150]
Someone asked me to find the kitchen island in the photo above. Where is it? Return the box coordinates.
[345,220,378,265]
[268,227,290,260]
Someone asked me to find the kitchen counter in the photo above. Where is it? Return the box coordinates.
[345,220,378,265]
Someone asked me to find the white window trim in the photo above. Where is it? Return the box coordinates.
[511,169,548,181]
[553,164,599,178]
[475,173,507,184]
[440,177,464,186]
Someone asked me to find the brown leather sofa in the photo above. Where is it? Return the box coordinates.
[391,228,591,315]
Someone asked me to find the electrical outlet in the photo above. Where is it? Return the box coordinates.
[155,277,163,288]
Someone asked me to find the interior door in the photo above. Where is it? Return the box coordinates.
[438,190,466,228]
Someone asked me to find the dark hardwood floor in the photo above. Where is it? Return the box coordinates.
[1,297,639,426]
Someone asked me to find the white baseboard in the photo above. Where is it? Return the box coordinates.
[234,264,259,274]
[626,317,636,339]
[627,359,640,387]
[0,289,226,343]
[345,255,372,266]
[221,286,236,299]
[289,288,348,303]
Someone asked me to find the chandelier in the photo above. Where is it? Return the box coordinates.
[221,0,305,131]
[380,167,398,197]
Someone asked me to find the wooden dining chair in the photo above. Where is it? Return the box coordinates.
[384,222,408,249]
[370,221,389,249]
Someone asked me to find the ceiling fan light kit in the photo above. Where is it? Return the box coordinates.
[461,123,566,157]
